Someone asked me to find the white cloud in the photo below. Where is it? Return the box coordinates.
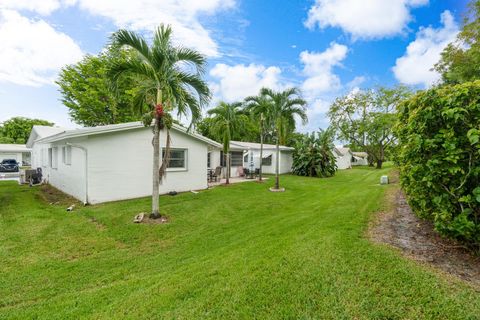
[0,10,83,86]
[393,10,458,87]
[74,0,235,57]
[305,0,429,40]
[209,63,283,102]
[1,0,234,57]
[300,42,348,97]
[0,0,65,15]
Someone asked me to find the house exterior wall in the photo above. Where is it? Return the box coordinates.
[0,152,22,162]
[31,138,88,202]
[352,157,368,166]
[31,127,210,204]
[209,148,293,177]
[86,127,208,204]
[335,153,352,170]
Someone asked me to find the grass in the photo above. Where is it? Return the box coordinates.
[0,166,479,319]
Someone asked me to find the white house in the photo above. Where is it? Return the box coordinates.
[352,152,369,166]
[0,144,32,165]
[208,141,294,177]
[334,147,353,170]
[27,122,221,204]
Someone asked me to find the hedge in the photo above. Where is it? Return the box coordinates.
[396,81,480,252]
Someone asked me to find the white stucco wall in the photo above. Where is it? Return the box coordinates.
[31,139,88,202]
[31,127,211,204]
[0,152,22,162]
[335,153,352,170]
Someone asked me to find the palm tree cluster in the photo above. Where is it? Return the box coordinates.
[208,87,308,190]
[108,23,308,217]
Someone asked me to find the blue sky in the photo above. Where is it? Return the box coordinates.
[0,0,469,131]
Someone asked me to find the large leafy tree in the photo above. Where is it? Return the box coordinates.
[292,128,337,178]
[57,46,139,126]
[261,87,307,190]
[207,102,246,184]
[109,25,210,219]
[0,117,53,144]
[244,90,274,182]
[434,0,480,84]
[328,86,411,169]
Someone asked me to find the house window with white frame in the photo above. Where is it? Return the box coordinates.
[62,146,72,165]
[162,148,187,170]
[262,154,272,166]
[49,147,58,169]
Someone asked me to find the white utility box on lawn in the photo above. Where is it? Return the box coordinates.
[380,175,389,185]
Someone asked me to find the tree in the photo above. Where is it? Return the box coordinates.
[0,117,53,144]
[434,0,480,84]
[328,86,411,169]
[292,128,337,178]
[261,88,307,190]
[196,113,260,143]
[244,90,274,182]
[207,102,246,184]
[109,25,210,219]
[57,46,139,126]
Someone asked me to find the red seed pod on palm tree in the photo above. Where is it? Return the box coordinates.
[155,104,164,118]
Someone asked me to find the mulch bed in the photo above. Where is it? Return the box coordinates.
[369,188,480,289]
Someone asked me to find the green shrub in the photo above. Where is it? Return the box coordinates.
[292,128,337,177]
[396,81,480,252]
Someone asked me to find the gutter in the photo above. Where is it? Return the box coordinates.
[66,143,88,205]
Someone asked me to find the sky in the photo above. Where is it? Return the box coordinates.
[0,0,469,132]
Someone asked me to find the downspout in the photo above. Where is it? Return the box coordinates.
[66,143,88,205]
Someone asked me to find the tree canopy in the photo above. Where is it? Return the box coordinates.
[328,86,411,168]
[0,117,53,144]
[57,46,139,126]
[434,0,480,84]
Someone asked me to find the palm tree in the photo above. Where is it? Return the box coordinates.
[208,102,245,184]
[244,90,273,182]
[109,25,210,219]
[261,87,307,190]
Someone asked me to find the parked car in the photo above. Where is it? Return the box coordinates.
[0,159,19,172]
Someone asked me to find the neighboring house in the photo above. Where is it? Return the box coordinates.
[208,141,294,177]
[334,147,353,170]
[352,152,369,166]
[0,144,32,165]
[27,122,221,204]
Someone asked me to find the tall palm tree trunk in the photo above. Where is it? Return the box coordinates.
[259,116,263,182]
[151,119,161,218]
[275,135,280,189]
[226,151,230,184]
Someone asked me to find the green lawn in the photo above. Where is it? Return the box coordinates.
[0,167,479,319]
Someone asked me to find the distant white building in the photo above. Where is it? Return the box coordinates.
[208,141,294,177]
[352,152,369,166]
[334,147,353,170]
[0,144,31,165]
[27,122,221,204]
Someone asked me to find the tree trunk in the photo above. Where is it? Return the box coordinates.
[275,136,280,189]
[259,129,263,182]
[376,143,385,169]
[226,151,230,184]
[151,119,161,219]
[376,159,383,169]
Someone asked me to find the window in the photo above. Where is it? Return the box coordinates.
[207,152,211,168]
[48,147,58,169]
[162,148,187,169]
[231,151,243,167]
[262,154,272,166]
[62,146,72,165]
[243,154,248,163]
[220,151,226,167]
